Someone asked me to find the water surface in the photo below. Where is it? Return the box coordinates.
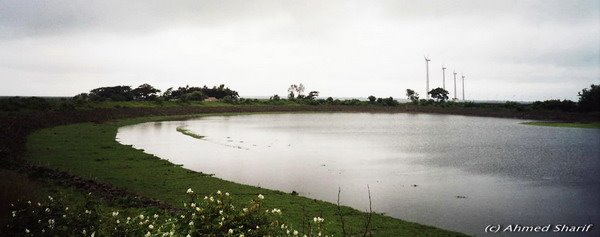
[116,113,600,235]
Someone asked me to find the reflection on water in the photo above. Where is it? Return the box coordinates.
[116,113,600,235]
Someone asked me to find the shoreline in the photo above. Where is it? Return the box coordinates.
[20,112,467,236]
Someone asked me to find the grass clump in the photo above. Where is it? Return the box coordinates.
[176,126,205,139]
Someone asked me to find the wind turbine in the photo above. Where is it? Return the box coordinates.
[424,56,431,99]
[442,65,447,90]
[461,74,466,101]
[453,71,457,100]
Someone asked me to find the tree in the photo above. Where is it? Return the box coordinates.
[132,83,161,101]
[368,95,376,103]
[305,91,319,100]
[406,89,419,103]
[578,84,600,112]
[270,94,281,101]
[428,88,449,102]
[162,87,173,99]
[89,86,134,101]
[287,83,305,99]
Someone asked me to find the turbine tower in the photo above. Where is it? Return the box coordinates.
[453,71,457,100]
[424,56,431,99]
[461,74,466,101]
[442,65,447,90]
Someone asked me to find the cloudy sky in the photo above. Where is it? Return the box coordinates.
[0,0,598,101]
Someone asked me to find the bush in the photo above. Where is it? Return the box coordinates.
[531,99,577,112]
[183,91,208,101]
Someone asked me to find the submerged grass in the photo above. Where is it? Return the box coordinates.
[23,114,467,236]
[176,126,205,139]
[523,121,600,129]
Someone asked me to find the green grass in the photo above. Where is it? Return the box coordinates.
[523,121,600,129]
[23,114,467,236]
[176,126,205,139]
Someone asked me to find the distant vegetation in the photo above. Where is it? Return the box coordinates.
[1,84,598,114]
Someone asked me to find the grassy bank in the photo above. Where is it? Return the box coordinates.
[22,113,467,236]
[523,121,600,129]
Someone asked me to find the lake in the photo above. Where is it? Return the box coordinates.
[116,113,600,235]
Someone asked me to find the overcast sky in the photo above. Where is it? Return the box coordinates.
[0,0,598,101]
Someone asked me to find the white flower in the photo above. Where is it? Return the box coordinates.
[210,196,214,202]
[204,196,208,200]
[25,229,30,233]
[271,208,282,214]
[190,203,196,208]
[11,211,16,217]
[140,214,145,220]
[196,207,201,212]
[116,220,120,224]
[186,188,194,194]
[62,215,66,218]
[225,192,230,196]
[228,229,234,234]
[239,235,245,237]
[48,196,54,201]
[217,190,222,195]
[293,230,299,235]
[180,215,185,219]
[242,208,248,212]
[148,224,154,229]
[145,231,151,237]
[219,210,223,215]
[153,214,159,219]
[186,235,191,237]
[189,221,194,226]
[112,211,119,217]
[65,207,69,210]
[45,208,51,213]
[258,194,264,200]
[27,201,31,205]
[127,217,131,221]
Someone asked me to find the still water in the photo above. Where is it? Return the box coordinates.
[116,113,600,235]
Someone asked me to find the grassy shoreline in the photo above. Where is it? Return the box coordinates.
[523,121,600,129]
[21,113,467,236]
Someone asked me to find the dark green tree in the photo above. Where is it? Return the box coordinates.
[406,89,419,103]
[578,84,600,112]
[428,88,449,102]
[368,95,376,103]
[305,91,319,100]
[132,83,161,100]
[89,86,134,101]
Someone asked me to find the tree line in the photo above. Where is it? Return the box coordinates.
[404,84,599,112]
[73,84,239,102]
